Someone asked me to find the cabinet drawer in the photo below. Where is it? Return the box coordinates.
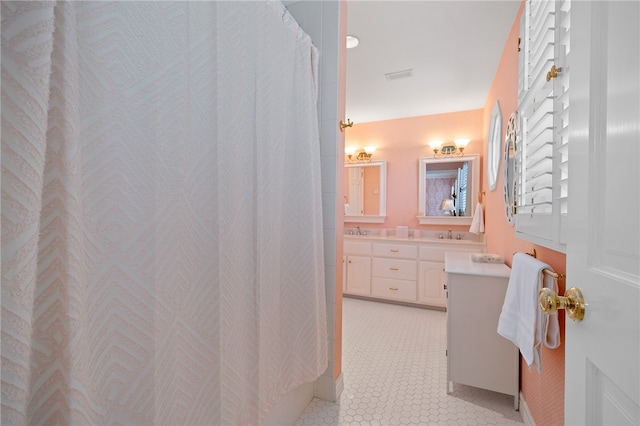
[419,245,481,261]
[372,258,416,280]
[344,241,372,256]
[373,243,417,259]
[372,277,417,302]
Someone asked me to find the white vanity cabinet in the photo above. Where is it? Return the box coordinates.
[418,244,480,308]
[343,236,485,308]
[445,251,519,409]
[344,241,372,296]
[371,243,418,302]
[418,261,446,307]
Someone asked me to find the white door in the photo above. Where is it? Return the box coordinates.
[566,2,640,425]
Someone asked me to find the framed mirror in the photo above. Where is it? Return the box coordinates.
[344,160,387,223]
[504,112,518,225]
[417,154,480,225]
[487,100,502,191]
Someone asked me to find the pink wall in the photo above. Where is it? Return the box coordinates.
[345,109,484,232]
[483,2,565,425]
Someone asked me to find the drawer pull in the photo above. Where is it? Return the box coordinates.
[389,287,399,291]
[390,249,399,253]
[389,267,399,271]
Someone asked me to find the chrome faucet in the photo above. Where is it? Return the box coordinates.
[356,225,362,236]
[448,228,452,239]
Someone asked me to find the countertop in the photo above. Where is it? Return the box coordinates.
[344,234,485,245]
[445,251,511,278]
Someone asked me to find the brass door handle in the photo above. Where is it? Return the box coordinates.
[389,287,398,291]
[539,287,585,322]
[389,267,399,271]
[546,65,563,82]
[390,249,399,253]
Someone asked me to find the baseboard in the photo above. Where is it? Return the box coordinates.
[519,392,536,425]
[343,294,446,312]
[262,381,314,426]
[313,372,344,402]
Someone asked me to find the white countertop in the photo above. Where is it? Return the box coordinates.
[344,234,485,246]
[445,251,511,278]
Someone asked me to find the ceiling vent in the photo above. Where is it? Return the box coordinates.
[384,69,414,81]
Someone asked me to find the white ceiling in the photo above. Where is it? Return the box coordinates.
[346,1,521,124]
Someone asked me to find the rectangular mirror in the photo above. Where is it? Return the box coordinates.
[344,160,387,223]
[417,154,479,225]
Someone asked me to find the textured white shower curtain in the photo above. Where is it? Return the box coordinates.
[1,1,328,424]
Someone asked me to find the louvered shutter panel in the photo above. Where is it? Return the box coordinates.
[516,0,570,252]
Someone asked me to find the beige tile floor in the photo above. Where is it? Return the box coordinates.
[295,297,523,426]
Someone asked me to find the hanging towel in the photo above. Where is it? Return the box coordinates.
[344,203,350,215]
[497,253,560,372]
[469,202,484,234]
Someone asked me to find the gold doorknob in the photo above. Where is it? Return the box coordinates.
[539,287,585,322]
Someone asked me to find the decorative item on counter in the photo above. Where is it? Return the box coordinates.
[395,226,409,239]
[470,253,504,264]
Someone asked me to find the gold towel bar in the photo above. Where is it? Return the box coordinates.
[513,250,566,280]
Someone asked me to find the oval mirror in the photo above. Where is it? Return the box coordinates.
[417,154,480,225]
[504,112,518,225]
[487,101,502,191]
[344,160,387,223]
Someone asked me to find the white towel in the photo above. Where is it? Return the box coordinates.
[344,203,350,215]
[497,253,560,372]
[469,202,484,234]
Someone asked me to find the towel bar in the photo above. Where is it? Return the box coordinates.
[513,250,566,279]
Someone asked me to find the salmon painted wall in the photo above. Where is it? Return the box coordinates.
[483,2,565,425]
[345,109,484,233]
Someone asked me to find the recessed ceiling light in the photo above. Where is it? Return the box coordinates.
[346,35,359,49]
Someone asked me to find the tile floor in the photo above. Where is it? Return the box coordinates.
[295,297,523,426]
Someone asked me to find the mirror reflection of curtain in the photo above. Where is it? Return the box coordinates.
[425,177,457,216]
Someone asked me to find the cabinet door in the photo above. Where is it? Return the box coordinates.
[418,261,446,307]
[345,255,371,296]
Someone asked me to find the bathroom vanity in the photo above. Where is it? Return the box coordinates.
[444,251,519,409]
[343,233,485,308]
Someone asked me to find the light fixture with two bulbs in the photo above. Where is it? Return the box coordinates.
[428,139,471,159]
[345,146,376,163]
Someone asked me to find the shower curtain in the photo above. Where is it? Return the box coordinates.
[1,1,328,424]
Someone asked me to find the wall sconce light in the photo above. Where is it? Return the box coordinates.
[429,139,471,158]
[346,146,376,163]
[439,199,456,216]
